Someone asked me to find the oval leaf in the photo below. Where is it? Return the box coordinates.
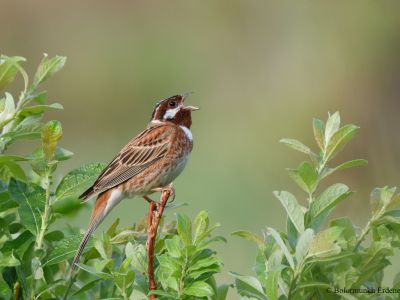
[55,162,106,200]
[273,191,304,234]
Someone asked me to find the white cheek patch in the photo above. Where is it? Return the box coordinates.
[180,125,193,141]
[164,107,180,120]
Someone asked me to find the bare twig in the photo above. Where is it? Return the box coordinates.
[146,189,172,299]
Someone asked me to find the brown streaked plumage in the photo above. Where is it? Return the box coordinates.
[72,93,198,270]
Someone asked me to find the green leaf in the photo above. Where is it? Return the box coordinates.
[293,282,330,294]
[44,230,64,242]
[370,186,397,215]
[193,210,209,245]
[72,279,101,296]
[75,263,113,280]
[333,159,368,172]
[0,190,17,212]
[273,191,304,233]
[0,161,27,183]
[393,272,400,289]
[54,147,74,161]
[325,124,359,160]
[55,162,106,200]
[324,111,340,145]
[309,227,343,258]
[165,235,181,258]
[229,272,267,300]
[44,234,90,266]
[42,120,63,161]
[126,242,147,274]
[287,217,298,250]
[2,118,43,141]
[106,218,120,236]
[188,256,221,272]
[310,183,352,222]
[0,155,30,163]
[313,118,325,151]
[232,230,264,249]
[0,56,25,91]
[113,269,135,292]
[216,284,230,300]
[94,237,108,260]
[2,230,34,257]
[329,218,356,250]
[184,281,214,297]
[0,93,15,128]
[176,213,192,245]
[32,54,66,89]
[0,252,20,267]
[9,179,45,235]
[322,159,368,178]
[18,103,63,117]
[110,229,136,244]
[52,196,81,215]
[295,228,314,263]
[265,268,282,300]
[29,91,47,105]
[265,227,295,268]
[287,162,318,194]
[280,138,312,155]
[9,222,23,234]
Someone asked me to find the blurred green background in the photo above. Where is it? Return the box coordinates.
[2,1,400,298]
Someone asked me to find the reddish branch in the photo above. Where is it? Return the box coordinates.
[146,189,172,299]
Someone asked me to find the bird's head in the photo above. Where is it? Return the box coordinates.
[150,93,199,128]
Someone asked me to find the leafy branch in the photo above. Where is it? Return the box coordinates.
[232,112,400,300]
[0,54,227,300]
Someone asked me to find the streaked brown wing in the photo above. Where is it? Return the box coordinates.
[80,124,174,201]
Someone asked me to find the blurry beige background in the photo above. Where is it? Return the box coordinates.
[2,1,400,298]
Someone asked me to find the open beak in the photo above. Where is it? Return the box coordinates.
[181,92,199,111]
[185,105,199,111]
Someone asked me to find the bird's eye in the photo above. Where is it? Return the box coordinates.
[169,101,176,107]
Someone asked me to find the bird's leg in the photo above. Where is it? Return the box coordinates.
[151,183,176,202]
[143,195,155,204]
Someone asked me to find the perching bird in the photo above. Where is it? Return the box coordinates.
[72,93,198,270]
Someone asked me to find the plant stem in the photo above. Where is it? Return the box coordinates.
[288,261,305,300]
[35,168,52,250]
[178,252,189,298]
[146,189,172,299]
[147,201,157,297]
[13,281,21,300]
[62,274,76,300]
[354,203,389,251]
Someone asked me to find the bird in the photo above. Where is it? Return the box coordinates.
[71,93,199,270]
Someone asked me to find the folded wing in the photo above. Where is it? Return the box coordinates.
[80,124,173,201]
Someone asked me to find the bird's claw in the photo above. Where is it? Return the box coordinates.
[152,184,176,202]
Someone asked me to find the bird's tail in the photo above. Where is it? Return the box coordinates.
[71,190,112,272]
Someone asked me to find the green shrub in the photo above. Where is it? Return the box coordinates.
[2,54,400,300]
[232,112,400,299]
[0,55,226,300]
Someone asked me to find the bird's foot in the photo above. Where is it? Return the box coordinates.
[151,184,176,202]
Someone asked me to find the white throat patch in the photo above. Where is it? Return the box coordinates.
[164,106,180,120]
[180,125,193,141]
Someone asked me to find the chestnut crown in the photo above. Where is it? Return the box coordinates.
[150,94,198,128]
